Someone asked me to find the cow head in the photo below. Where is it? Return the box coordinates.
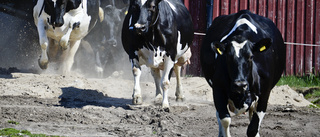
[102,5,127,47]
[132,0,161,35]
[212,36,272,114]
[44,0,81,28]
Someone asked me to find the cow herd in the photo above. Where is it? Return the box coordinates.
[1,0,286,136]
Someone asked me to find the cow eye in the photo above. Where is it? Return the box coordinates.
[249,55,254,61]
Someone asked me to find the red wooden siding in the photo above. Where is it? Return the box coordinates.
[184,0,320,76]
[316,0,320,75]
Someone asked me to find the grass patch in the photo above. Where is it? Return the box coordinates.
[277,75,320,107]
[8,120,19,125]
[0,128,60,137]
[276,75,320,87]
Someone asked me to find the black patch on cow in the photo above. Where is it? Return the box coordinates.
[72,21,80,29]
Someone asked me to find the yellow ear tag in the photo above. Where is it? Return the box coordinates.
[217,48,222,55]
[260,46,266,52]
[125,10,128,15]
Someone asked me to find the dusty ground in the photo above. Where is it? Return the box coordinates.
[0,70,319,137]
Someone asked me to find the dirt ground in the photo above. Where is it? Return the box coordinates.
[0,70,319,137]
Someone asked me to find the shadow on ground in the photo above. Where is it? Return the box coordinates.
[58,87,132,109]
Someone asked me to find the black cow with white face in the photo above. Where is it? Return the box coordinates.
[75,0,128,77]
[33,0,102,74]
[200,10,286,137]
[122,0,193,108]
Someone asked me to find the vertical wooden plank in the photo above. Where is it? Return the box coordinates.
[277,0,286,75]
[277,0,286,39]
[258,0,267,17]
[305,0,314,75]
[213,0,220,19]
[239,0,248,10]
[230,0,239,14]
[295,0,305,76]
[187,0,206,76]
[286,0,295,75]
[249,0,257,13]
[267,0,277,23]
[220,0,229,15]
[315,0,320,75]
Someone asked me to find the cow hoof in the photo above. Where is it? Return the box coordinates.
[38,59,48,69]
[60,41,68,50]
[132,96,143,105]
[176,96,185,102]
[162,107,170,112]
[154,94,163,104]
[162,103,170,109]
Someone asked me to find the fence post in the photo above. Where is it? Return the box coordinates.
[315,0,320,75]
[305,0,315,75]
[187,0,206,76]
[286,0,295,75]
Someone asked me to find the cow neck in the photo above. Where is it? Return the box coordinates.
[149,12,160,27]
[142,24,163,51]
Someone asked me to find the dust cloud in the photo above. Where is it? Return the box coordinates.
[0,11,153,81]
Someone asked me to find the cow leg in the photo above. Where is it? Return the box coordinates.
[161,56,175,108]
[48,39,60,62]
[151,68,162,104]
[131,59,142,105]
[60,40,81,74]
[60,25,73,50]
[214,88,231,137]
[174,65,184,101]
[36,19,49,69]
[247,93,269,137]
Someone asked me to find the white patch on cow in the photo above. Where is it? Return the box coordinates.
[220,18,258,42]
[216,111,231,137]
[255,111,265,137]
[175,31,189,61]
[164,0,177,13]
[228,99,249,116]
[135,46,166,68]
[129,15,132,27]
[231,40,247,58]
[141,0,147,5]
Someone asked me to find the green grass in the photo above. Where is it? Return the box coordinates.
[0,128,60,137]
[8,120,20,125]
[277,75,320,107]
[276,75,320,87]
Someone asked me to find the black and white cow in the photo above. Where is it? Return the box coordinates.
[122,0,193,108]
[75,0,128,77]
[200,10,286,137]
[33,0,102,74]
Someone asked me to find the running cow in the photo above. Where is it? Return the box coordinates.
[33,0,102,74]
[200,10,286,137]
[122,0,193,108]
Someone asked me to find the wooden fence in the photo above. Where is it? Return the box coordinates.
[183,0,320,76]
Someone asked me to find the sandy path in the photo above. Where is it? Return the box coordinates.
[0,72,319,136]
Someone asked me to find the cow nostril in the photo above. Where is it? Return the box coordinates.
[134,23,146,32]
[234,81,248,90]
[54,22,63,27]
[108,39,117,47]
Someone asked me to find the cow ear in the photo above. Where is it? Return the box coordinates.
[254,38,272,53]
[211,42,225,55]
[155,0,163,4]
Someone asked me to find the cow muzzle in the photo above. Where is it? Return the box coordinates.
[134,23,146,34]
[233,81,248,92]
[50,15,64,28]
